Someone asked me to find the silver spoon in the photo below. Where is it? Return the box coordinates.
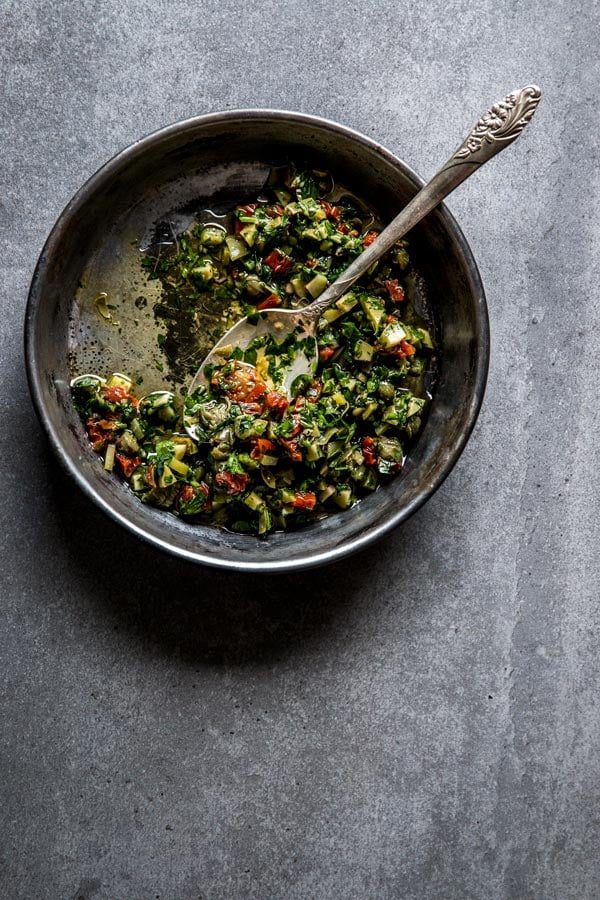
[184,85,541,434]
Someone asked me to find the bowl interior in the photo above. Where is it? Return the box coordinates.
[26,111,489,571]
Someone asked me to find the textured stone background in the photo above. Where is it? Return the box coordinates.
[1,1,599,898]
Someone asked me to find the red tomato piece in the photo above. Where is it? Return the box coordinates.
[400,339,416,356]
[214,471,249,495]
[287,418,303,438]
[383,279,406,303]
[363,230,379,247]
[250,438,277,460]
[102,385,128,403]
[102,385,139,408]
[86,414,121,451]
[256,293,281,310]
[361,436,378,467]
[177,482,211,511]
[319,346,336,362]
[86,417,107,451]
[306,380,322,403]
[263,249,294,275]
[115,453,141,478]
[280,438,302,463]
[213,361,267,404]
[337,223,350,235]
[321,200,341,220]
[264,392,289,415]
[178,484,196,504]
[291,491,317,510]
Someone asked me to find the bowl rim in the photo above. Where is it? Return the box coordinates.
[25,108,490,571]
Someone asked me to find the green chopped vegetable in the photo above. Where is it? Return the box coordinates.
[72,165,435,537]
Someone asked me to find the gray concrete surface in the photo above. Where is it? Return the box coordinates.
[1,1,599,897]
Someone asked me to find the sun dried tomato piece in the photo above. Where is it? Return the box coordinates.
[115,453,141,478]
[214,472,249,495]
[291,491,317,510]
[256,293,281,310]
[263,249,294,274]
[363,230,379,247]
[383,279,406,303]
[362,436,378,466]
[264,392,289,415]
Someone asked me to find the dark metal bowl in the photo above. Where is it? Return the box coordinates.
[25,110,489,571]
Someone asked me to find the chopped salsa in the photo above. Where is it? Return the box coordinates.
[71,167,434,536]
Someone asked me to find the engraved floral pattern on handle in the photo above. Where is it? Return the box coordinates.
[453,85,542,162]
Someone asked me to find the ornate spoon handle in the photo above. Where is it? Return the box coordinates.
[307,84,542,317]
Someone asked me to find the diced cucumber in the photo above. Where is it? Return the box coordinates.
[280,488,296,505]
[382,405,402,426]
[333,487,353,509]
[359,295,386,333]
[362,401,379,420]
[240,224,258,247]
[352,464,368,484]
[191,259,215,283]
[157,403,178,424]
[116,430,139,455]
[418,327,434,349]
[321,308,344,324]
[169,457,189,477]
[171,441,187,460]
[258,505,273,535]
[304,443,320,462]
[378,436,404,462]
[298,227,321,241]
[306,273,329,298]
[130,471,147,492]
[354,339,374,362]
[104,443,116,471]
[244,491,264,512]
[200,225,225,245]
[405,416,422,439]
[130,417,145,441]
[143,390,174,410]
[274,188,292,205]
[407,397,426,418]
[363,468,378,490]
[379,320,408,349]
[319,485,336,503]
[377,381,395,400]
[290,276,308,298]
[335,292,358,313]
[159,465,175,488]
[394,246,410,270]
[107,373,133,391]
[225,235,249,261]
